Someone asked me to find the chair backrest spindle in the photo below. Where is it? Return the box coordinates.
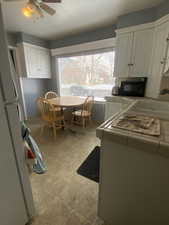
[37,97,57,122]
[45,91,58,99]
[82,96,94,114]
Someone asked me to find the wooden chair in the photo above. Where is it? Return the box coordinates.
[45,91,58,99]
[72,96,94,128]
[37,97,65,139]
[45,91,62,113]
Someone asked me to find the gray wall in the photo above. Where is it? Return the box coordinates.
[117,6,158,29]
[49,25,116,49]
[21,78,49,117]
[16,32,49,48]
[117,0,169,29]
[46,56,59,92]
[7,33,17,47]
[157,0,169,19]
[22,78,50,118]
[7,32,49,48]
[92,101,105,123]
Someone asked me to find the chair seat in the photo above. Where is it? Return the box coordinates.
[42,115,64,122]
[50,107,61,112]
[73,110,91,117]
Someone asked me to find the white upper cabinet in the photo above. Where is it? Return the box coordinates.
[114,33,133,78]
[131,28,154,77]
[155,22,169,76]
[114,26,154,78]
[17,43,51,79]
[146,21,169,98]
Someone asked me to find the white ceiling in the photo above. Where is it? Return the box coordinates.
[2,0,163,40]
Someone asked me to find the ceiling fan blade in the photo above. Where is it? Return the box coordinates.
[4,0,25,2]
[39,2,56,15]
[42,0,61,3]
[34,4,44,17]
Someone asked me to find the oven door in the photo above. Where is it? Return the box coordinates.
[120,81,146,97]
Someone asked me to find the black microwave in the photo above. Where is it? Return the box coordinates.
[119,78,147,97]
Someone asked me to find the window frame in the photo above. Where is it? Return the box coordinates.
[56,48,115,100]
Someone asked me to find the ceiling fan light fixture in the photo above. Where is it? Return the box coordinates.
[21,0,60,19]
[22,5,34,18]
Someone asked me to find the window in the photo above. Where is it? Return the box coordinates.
[58,50,115,99]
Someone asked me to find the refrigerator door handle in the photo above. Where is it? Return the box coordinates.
[0,70,19,106]
[10,62,19,100]
[4,97,19,106]
[17,103,22,121]
[5,73,22,120]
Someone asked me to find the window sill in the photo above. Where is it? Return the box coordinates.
[94,97,106,103]
[79,96,105,103]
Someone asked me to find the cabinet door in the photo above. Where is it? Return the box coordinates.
[146,21,169,98]
[114,33,133,78]
[130,28,154,77]
[24,45,31,76]
[38,49,51,78]
[25,46,39,78]
[23,44,51,78]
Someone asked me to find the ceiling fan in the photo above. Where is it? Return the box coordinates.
[5,0,61,18]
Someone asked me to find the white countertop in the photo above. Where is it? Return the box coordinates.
[97,98,169,158]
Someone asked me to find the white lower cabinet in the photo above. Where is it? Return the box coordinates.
[98,136,169,225]
[17,43,51,79]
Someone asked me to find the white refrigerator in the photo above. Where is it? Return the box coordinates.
[0,4,35,225]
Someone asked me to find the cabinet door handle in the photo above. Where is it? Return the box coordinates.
[161,58,166,64]
[128,63,134,66]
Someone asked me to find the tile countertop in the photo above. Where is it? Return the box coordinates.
[97,99,169,158]
[105,95,157,103]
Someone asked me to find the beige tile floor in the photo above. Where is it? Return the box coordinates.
[28,119,105,225]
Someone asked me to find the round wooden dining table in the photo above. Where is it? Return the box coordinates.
[48,96,85,108]
[48,96,86,134]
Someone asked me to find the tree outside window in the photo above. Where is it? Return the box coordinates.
[58,51,115,98]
